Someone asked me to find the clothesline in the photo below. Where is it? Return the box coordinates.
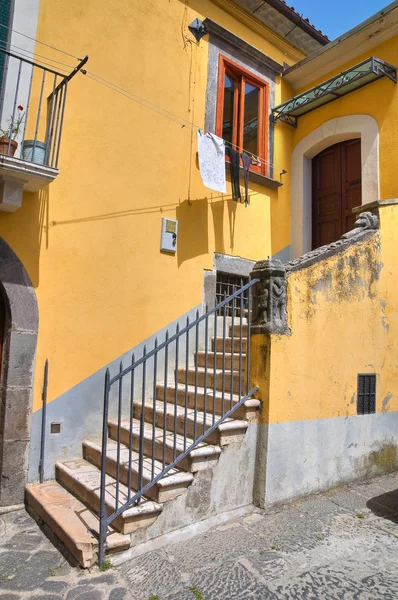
[198,130,282,172]
[198,131,255,207]
[0,26,286,174]
[84,71,285,173]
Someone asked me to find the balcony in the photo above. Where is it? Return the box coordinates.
[0,48,87,211]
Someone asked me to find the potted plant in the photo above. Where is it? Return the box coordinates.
[0,105,25,157]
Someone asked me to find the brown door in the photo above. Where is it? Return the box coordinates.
[312,139,361,249]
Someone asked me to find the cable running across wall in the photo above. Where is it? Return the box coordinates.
[84,70,283,172]
[0,39,75,70]
[0,42,71,75]
[0,22,81,60]
[0,21,285,173]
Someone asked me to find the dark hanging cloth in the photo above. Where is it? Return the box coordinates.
[242,153,252,207]
[226,145,241,202]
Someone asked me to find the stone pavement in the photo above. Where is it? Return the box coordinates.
[0,473,398,600]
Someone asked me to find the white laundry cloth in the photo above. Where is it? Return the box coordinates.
[197,132,226,194]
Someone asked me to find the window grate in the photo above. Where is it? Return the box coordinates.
[357,374,376,415]
[216,272,249,317]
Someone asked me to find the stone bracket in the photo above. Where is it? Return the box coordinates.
[0,175,27,212]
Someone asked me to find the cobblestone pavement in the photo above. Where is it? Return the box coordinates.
[0,473,398,599]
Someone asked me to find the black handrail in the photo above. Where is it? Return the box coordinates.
[109,278,258,385]
[98,278,259,566]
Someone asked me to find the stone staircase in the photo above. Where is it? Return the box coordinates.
[26,320,259,568]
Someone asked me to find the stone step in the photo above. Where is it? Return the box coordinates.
[155,386,260,422]
[196,351,246,370]
[55,458,163,535]
[176,366,247,395]
[133,399,252,446]
[108,420,221,472]
[212,336,248,353]
[157,381,245,415]
[229,323,248,336]
[25,481,130,568]
[83,438,194,503]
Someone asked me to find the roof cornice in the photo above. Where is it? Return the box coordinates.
[210,0,305,63]
[284,0,398,90]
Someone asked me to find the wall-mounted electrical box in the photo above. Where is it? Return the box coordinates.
[160,217,178,253]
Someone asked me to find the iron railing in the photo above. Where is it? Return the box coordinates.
[98,279,259,565]
[0,47,87,168]
[39,358,49,484]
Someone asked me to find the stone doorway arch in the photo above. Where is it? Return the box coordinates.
[0,237,38,506]
[290,115,379,259]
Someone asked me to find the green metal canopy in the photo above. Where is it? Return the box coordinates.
[272,57,397,127]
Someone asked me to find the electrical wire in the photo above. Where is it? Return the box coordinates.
[0,22,81,60]
[0,39,76,69]
[0,41,71,75]
[85,70,282,171]
[0,22,284,170]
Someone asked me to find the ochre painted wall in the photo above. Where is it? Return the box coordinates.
[0,0,298,411]
[260,205,398,425]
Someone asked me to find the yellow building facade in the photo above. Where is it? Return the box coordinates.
[0,0,397,521]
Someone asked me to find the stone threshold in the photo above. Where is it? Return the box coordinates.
[353,199,398,214]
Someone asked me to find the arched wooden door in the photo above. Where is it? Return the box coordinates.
[312,139,361,250]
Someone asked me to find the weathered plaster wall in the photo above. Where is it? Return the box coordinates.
[262,413,398,505]
[253,205,398,505]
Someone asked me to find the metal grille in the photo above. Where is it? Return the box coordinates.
[216,272,249,317]
[357,374,376,415]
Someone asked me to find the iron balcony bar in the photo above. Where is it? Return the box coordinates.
[0,47,66,77]
[273,56,397,127]
[47,55,88,101]
[0,48,88,169]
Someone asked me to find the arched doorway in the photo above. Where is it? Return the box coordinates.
[0,238,38,507]
[290,115,379,259]
[312,138,361,249]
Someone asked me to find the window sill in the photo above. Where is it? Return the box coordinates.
[226,162,283,190]
[0,154,58,212]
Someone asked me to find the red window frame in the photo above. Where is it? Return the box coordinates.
[215,55,269,177]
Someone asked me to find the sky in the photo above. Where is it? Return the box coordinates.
[290,0,389,40]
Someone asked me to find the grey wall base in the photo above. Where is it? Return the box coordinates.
[255,412,398,506]
[128,422,257,548]
[28,304,202,483]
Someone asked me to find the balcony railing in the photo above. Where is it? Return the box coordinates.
[0,47,87,169]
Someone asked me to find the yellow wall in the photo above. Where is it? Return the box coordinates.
[0,0,298,411]
[289,36,398,200]
[257,205,398,425]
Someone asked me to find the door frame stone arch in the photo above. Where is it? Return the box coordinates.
[0,237,38,506]
[290,115,379,259]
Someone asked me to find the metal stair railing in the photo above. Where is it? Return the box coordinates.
[98,278,259,566]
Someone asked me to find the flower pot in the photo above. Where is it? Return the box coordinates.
[22,140,47,165]
[0,137,18,157]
